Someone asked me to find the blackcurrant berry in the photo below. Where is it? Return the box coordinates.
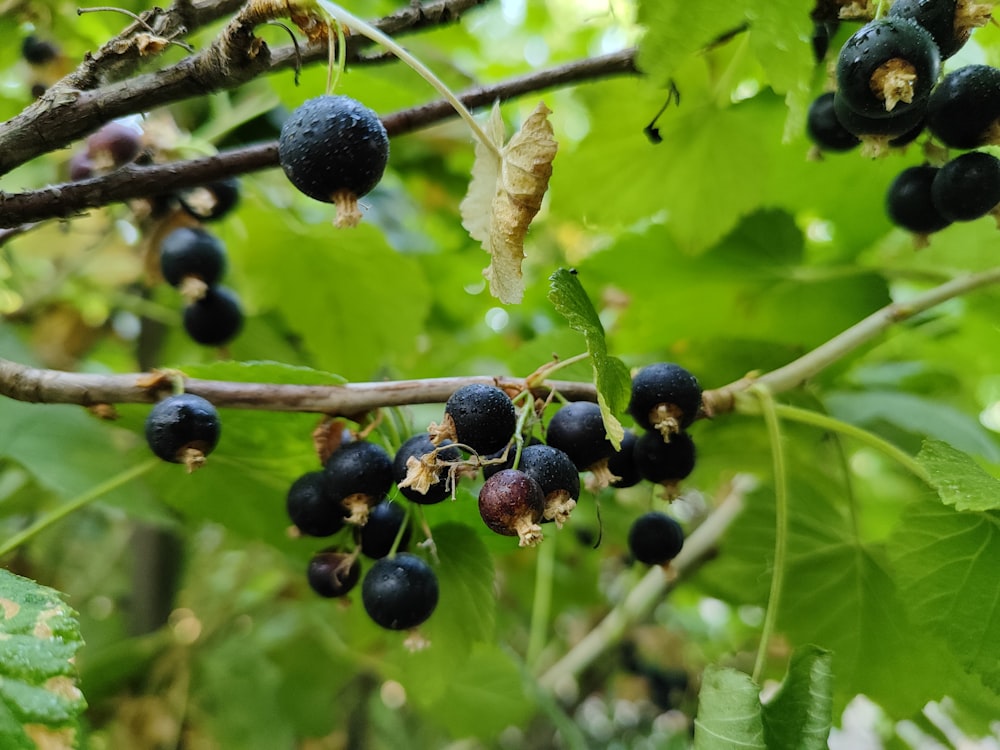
[886,165,952,235]
[178,177,241,222]
[434,384,517,456]
[68,151,94,181]
[931,151,1000,222]
[628,362,702,438]
[807,93,860,153]
[810,18,840,63]
[516,444,581,526]
[393,433,461,504]
[145,393,220,470]
[278,95,390,227]
[481,436,542,481]
[85,121,142,170]
[324,441,393,525]
[21,36,59,65]
[628,511,684,566]
[183,286,244,346]
[835,17,940,118]
[925,65,1000,150]
[478,469,545,547]
[286,470,346,537]
[159,227,227,291]
[633,430,696,488]
[362,553,439,630]
[832,92,927,151]
[546,401,615,472]
[608,429,642,489]
[889,0,962,57]
[307,549,361,598]
[360,500,410,559]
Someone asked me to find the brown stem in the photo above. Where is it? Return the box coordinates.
[0,49,638,228]
[0,0,492,178]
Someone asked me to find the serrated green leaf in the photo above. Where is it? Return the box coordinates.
[548,268,629,448]
[762,646,834,750]
[889,496,1000,691]
[916,440,1000,512]
[693,666,766,750]
[0,570,85,749]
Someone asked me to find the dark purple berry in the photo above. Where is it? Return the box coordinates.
[286,471,346,537]
[307,549,361,598]
[926,65,1000,149]
[360,500,410,559]
[835,17,940,118]
[931,151,1000,222]
[608,429,642,489]
[144,393,220,470]
[183,286,244,346]
[393,433,461,505]
[482,436,542,481]
[362,553,438,630]
[324,441,393,525]
[178,178,241,222]
[67,151,95,181]
[633,430,696,487]
[889,0,990,58]
[628,511,684,565]
[159,227,227,289]
[86,121,142,169]
[478,469,545,547]
[807,93,860,152]
[278,95,389,227]
[437,383,517,456]
[832,92,927,144]
[546,401,615,472]
[887,165,952,235]
[628,363,702,438]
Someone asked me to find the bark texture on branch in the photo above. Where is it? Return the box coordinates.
[0,49,639,228]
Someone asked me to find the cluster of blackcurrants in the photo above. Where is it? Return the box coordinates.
[805,0,1000,240]
[277,363,703,633]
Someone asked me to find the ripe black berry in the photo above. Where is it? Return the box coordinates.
[931,151,1000,222]
[546,401,615,472]
[307,549,361,598]
[360,500,410,559]
[183,286,244,346]
[362,553,439,630]
[22,36,59,65]
[835,17,940,118]
[145,393,220,470]
[478,469,545,547]
[628,362,702,438]
[886,165,952,235]
[925,65,1000,150]
[434,383,517,456]
[178,178,241,222]
[393,433,461,504]
[278,95,390,227]
[324,441,393,525]
[286,470,346,537]
[633,430,696,488]
[831,93,927,153]
[889,0,962,57]
[159,227,227,291]
[608,429,642,489]
[628,511,685,566]
[516,444,580,526]
[807,93,860,153]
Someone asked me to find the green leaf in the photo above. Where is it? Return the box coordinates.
[889,496,1000,691]
[917,440,1000,512]
[548,268,630,448]
[825,392,1000,463]
[693,666,766,750]
[428,645,533,740]
[761,646,834,750]
[180,360,347,386]
[0,570,85,749]
[638,1,747,84]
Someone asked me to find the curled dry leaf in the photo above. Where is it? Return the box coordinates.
[460,102,558,304]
